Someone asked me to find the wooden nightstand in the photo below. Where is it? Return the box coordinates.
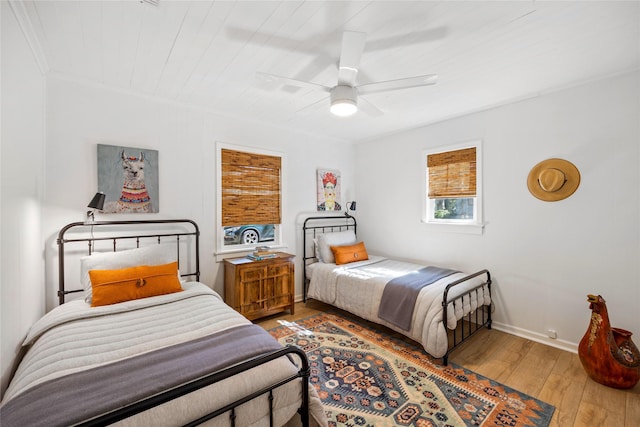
[224,252,295,321]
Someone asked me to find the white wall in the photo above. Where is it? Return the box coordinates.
[42,77,355,310]
[354,71,640,352]
[1,2,47,396]
[2,12,637,397]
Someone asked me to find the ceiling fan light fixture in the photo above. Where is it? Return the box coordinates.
[330,99,357,116]
[330,85,358,117]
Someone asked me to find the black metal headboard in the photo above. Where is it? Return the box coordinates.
[302,214,357,302]
[56,219,200,304]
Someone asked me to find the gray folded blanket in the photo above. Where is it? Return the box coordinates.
[378,266,458,331]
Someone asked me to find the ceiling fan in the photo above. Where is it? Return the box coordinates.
[257,31,438,117]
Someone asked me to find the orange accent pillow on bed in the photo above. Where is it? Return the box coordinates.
[331,242,369,265]
[89,262,182,307]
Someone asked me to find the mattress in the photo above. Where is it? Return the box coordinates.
[307,256,491,358]
[1,282,326,426]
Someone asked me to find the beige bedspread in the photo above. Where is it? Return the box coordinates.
[307,256,490,358]
[2,282,326,426]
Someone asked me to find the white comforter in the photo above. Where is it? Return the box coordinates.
[3,282,326,427]
[307,256,491,358]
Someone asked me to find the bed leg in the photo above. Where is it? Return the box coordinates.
[442,355,448,366]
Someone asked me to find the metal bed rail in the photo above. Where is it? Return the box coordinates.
[77,345,310,427]
[56,219,200,304]
[301,215,492,365]
[53,219,310,426]
[302,214,357,302]
[442,269,492,365]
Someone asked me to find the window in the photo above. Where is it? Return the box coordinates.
[423,142,483,232]
[217,144,283,251]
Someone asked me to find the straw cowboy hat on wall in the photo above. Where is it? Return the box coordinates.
[527,158,581,202]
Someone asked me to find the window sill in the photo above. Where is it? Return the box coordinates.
[420,221,484,235]
[214,244,289,263]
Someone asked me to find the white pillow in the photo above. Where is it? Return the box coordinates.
[80,244,178,303]
[316,230,357,264]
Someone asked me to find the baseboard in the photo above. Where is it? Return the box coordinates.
[294,295,580,354]
[492,321,579,354]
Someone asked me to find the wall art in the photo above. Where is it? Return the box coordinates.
[316,168,342,211]
[97,144,159,213]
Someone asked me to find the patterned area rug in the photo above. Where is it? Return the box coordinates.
[269,312,554,427]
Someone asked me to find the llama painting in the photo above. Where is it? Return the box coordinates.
[97,144,159,213]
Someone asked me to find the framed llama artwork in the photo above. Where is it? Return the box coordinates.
[97,144,159,213]
[316,168,342,211]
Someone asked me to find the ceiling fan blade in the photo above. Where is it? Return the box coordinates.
[357,74,438,95]
[292,96,330,116]
[365,27,448,52]
[256,72,331,93]
[337,31,366,86]
[358,96,384,117]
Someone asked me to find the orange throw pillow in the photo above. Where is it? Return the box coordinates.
[331,242,369,265]
[89,262,182,307]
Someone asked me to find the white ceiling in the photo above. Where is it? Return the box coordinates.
[12,0,640,142]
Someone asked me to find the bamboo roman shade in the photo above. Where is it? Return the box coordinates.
[221,149,281,227]
[427,147,476,198]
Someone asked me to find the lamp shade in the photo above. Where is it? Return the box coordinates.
[88,192,106,210]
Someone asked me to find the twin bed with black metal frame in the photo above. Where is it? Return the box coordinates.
[1,219,324,427]
[302,214,492,365]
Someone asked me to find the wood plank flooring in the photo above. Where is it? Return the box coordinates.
[256,300,640,427]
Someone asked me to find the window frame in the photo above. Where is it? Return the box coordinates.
[216,142,285,254]
[422,140,484,234]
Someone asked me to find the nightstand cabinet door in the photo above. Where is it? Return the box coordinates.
[266,263,292,308]
[239,267,263,314]
[224,253,295,321]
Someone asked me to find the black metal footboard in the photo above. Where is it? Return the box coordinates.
[441,269,492,365]
[78,345,310,427]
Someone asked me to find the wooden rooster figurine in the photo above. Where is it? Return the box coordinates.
[578,294,640,389]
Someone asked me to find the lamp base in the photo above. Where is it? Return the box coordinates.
[85,210,96,225]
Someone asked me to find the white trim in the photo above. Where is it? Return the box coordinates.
[354,68,640,145]
[46,72,352,144]
[215,141,286,255]
[282,301,579,354]
[8,0,49,75]
[492,321,578,354]
[213,244,289,263]
[420,222,484,235]
[422,140,484,232]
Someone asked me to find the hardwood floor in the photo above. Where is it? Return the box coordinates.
[256,300,640,427]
